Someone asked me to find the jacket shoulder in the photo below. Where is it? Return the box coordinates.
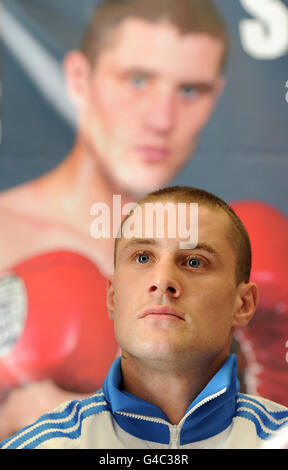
[0,390,110,449]
[235,393,288,440]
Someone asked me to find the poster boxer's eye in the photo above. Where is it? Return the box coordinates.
[180,85,198,99]
[0,274,27,357]
[129,74,148,89]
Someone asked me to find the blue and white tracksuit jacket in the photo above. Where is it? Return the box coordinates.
[1,354,288,449]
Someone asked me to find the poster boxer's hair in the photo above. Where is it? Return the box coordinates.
[81,0,228,68]
[114,186,252,286]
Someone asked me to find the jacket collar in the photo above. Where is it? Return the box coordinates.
[103,354,239,445]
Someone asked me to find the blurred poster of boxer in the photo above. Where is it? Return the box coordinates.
[0,0,228,438]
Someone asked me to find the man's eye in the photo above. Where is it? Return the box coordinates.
[180,85,197,99]
[136,253,150,264]
[187,257,203,268]
[129,75,147,88]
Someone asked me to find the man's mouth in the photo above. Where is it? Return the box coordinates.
[135,145,169,162]
[140,305,185,320]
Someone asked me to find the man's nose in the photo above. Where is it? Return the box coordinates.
[144,88,176,134]
[148,267,182,300]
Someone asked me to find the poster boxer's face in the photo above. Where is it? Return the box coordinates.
[79,19,225,195]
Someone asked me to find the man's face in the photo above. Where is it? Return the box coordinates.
[107,202,254,370]
[76,19,225,195]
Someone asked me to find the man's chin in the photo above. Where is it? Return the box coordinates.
[119,176,174,198]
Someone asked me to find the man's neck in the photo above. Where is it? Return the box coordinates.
[42,138,135,216]
[16,138,138,274]
[120,353,228,425]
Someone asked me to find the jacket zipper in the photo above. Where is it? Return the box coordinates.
[169,425,181,449]
[167,387,228,448]
[116,386,227,448]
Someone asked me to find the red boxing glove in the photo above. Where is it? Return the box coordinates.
[0,251,118,395]
[231,200,288,406]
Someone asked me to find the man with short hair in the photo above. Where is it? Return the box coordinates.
[0,0,227,273]
[1,186,287,450]
[0,0,229,437]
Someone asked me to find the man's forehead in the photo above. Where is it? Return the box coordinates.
[98,17,224,77]
[122,200,229,229]
[117,202,231,253]
[119,236,219,256]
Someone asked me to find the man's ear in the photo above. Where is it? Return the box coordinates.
[62,50,92,108]
[106,276,115,320]
[201,75,226,128]
[211,75,226,108]
[232,282,259,329]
